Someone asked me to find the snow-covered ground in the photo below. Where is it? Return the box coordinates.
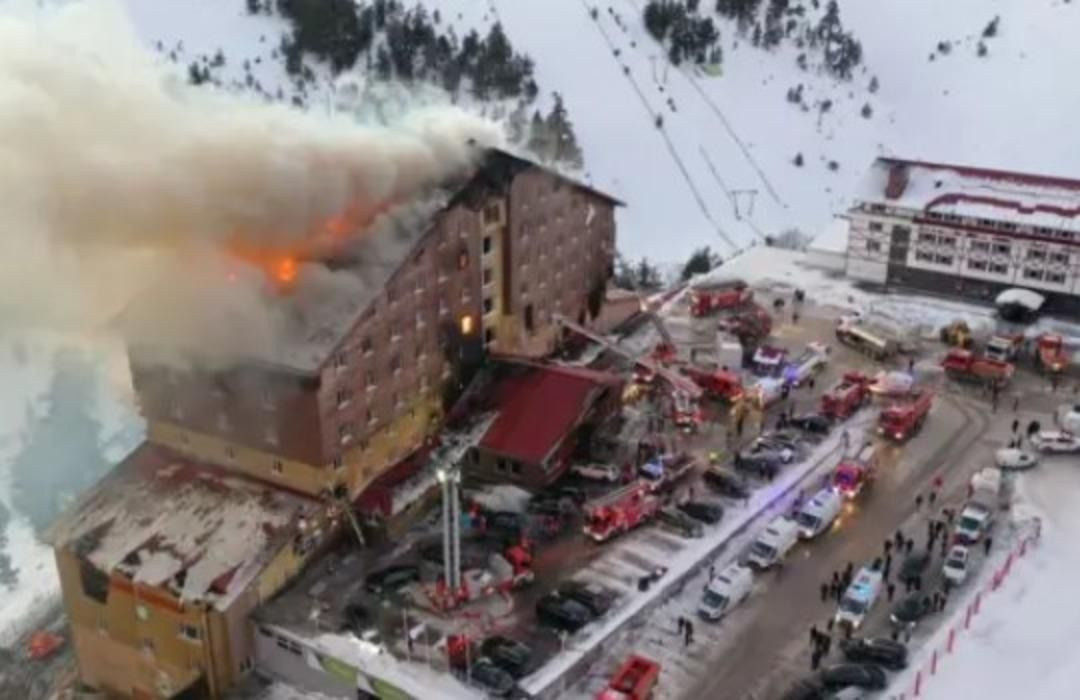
[0,332,143,644]
[903,462,1078,700]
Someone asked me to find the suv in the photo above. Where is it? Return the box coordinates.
[839,637,908,671]
[818,663,887,691]
[656,506,704,538]
[480,636,533,679]
[898,550,931,584]
[679,501,724,524]
[466,658,516,698]
[704,467,750,498]
[734,451,783,478]
[536,594,593,633]
[789,413,832,434]
[557,580,615,617]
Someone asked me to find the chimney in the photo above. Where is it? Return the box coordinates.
[884,163,910,200]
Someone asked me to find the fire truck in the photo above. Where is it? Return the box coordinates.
[835,320,901,361]
[426,545,534,611]
[751,345,788,377]
[689,280,752,317]
[681,366,744,401]
[596,655,661,700]
[878,390,934,442]
[941,348,1014,387]
[832,443,877,499]
[820,372,872,420]
[716,303,773,348]
[984,333,1023,362]
[583,481,660,543]
[1036,334,1070,374]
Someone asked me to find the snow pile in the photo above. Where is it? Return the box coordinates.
[467,484,532,514]
[995,288,1046,311]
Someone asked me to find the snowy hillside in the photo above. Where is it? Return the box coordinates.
[113,0,1080,265]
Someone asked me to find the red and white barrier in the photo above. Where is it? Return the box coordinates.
[893,524,1041,699]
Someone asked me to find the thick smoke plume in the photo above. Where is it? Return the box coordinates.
[0,0,503,363]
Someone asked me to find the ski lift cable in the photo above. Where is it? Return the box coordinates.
[576,0,739,252]
[618,0,788,211]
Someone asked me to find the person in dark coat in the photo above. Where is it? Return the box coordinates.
[887,582,896,602]
[985,536,993,554]
[821,582,830,602]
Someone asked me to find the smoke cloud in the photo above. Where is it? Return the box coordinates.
[0,0,504,364]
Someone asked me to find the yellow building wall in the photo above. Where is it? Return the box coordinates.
[147,420,342,497]
[345,392,443,499]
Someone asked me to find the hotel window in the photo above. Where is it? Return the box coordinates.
[1023,268,1045,281]
[484,328,495,345]
[992,243,1011,256]
[1047,271,1066,284]
[336,388,352,408]
[338,422,354,445]
[483,297,494,314]
[483,204,500,224]
[868,221,883,233]
[934,254,954,266]
[360,337,373,355]
[989,263,1008,275]
[136,605,150,622]
[272,460,284,474]
[866,240,882,252]
[458,250,470,270]
[365,371,375,390]
[917,233,936,245]
[915,250,934,263]
[1026,248,1046,261]
[334,352,347,370]
[1051,252,1070,264]
[969,240,990,253]
[483,267,494,285]
[179,624,201,642]
[967,259,988,271]
[390,355,401,375]
[938,236,956,248]
[483,236,493,254]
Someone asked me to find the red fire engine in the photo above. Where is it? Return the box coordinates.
[716,304,773,347]
[426,544,534,611]
[878,389,934,442]
[1037,334,1070,374]
[596,655,661,700]
[583,481,660,543]
[820,372,872,420]
[689,280,752,317]
[681,366,744,401]
[941,348,1014,387]
[832,443,877,499]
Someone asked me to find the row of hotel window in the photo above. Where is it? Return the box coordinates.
[867,204,1077,241]
[865,233,1072,264]
[911,250,1069,283]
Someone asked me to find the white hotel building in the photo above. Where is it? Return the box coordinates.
[845,157,1080,315]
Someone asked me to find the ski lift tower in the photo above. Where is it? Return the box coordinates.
[433,414,496,594]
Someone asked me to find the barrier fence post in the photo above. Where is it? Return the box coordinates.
[931,650,939,675]
[947,628,956,653]
[914,670,923,697]
[974,592,982,615]
[965,604,973,629]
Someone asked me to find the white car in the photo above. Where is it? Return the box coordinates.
[995,447,1038,471]
[1030,430,1080,454]
[954,503,993,544]
[570,463,620,483]
[942,545,970,584]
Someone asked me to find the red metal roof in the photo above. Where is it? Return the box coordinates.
[480,364,622,464]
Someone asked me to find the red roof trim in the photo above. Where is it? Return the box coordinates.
[881,157,1080,193]
[925,193,1080,220]
[912,215,1080,249]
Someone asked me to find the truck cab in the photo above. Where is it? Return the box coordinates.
[746,516,799,569]
[698,563,753,621]
[794,489,844,539]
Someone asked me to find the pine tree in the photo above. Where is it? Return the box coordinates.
[681,246,720,280]
[546,93,584,168]
[527,110,552,161]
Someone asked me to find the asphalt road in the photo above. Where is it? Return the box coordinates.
[683,392,993,700]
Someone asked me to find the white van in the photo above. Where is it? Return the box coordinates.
[835,566,884,630]
[698,563,753,621]
[794,489,844,539]
[746,517,800,569]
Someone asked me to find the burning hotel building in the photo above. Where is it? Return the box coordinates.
[49,148,621,698]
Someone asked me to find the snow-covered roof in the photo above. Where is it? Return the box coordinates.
[856,157,1080,232]
[996,288,1046,311]
[50,442,315,610]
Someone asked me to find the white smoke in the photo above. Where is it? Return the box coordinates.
[0,0,504,360]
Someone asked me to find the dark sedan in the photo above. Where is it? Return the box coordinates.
[480,636,533,679]
[898,550,931,583]
[839,637,908,671]
[467,658,516,698]
[789,413,832,434]
[734,451,783,478]
[557,580,616,617]
[679,500,724,524]
[818,663,887,691]
[704,467,751,498]
[890,594,932,629]
[536,594,593,633]
[364,564,420,595]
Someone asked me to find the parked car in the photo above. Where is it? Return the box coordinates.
[898,550,931,584]
[704,467,751,498]
[789,413,832,434]
[734,451,784,478]
[480,636,533,679]
[838,637,908,671]
[365,564,420,595]
[535,594,593,633]
[466,658,516,698]
[994,447,1038,471]
[750,443,795,464]
[818,663,887,691]
[657,506,705,538]
[571,462,620,483]
[780,679,826,700]
[890,594,931,629]
[679,500,725,524]
[1031,430,1080,453]
[757,431,802,451]
[942,544,971,585]
[557,580,616,617]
